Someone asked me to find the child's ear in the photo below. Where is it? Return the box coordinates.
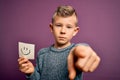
[73,27,79,36]
[49,23,53,32]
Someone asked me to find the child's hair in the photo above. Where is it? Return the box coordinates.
[52,5,78,26]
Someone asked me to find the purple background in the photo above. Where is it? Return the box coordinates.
[0,0,120,80]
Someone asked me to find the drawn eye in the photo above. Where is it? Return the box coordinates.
[21,47,31,55]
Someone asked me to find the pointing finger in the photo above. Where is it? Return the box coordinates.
[67,50,76,80]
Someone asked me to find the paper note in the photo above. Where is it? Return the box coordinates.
[18,42,35,59]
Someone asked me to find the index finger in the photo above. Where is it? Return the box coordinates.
[18,57,29,65]
[67,49,76,80]
[18,57,25,62]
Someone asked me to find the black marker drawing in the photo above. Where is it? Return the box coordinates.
[21,47,31,55]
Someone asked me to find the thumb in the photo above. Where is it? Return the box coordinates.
[74,46,87,58]
[67,51,76,80]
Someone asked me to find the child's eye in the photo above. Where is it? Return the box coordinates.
[67,26,72,29]
[56,24,62,27]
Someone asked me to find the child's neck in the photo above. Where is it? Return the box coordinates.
[54,42,71,49]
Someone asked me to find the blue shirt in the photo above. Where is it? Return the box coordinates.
[26,43,87,80]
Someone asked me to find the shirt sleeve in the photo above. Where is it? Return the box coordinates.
[26,51,42,80]
[26,68,40,80]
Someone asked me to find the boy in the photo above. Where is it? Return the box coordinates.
[18,5,100,80]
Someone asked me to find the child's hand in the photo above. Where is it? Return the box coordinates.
[18,57,35,74]
[67,45,100,80]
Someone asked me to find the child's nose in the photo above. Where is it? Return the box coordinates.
[60,27,66,34]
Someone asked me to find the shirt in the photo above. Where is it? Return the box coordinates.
[26,43,88,80]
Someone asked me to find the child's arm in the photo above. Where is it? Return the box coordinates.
[67,45,100,80]
[18,57,41,80]
[18,57,35,74]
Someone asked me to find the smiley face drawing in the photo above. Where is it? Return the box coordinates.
[19,42,35,59]
[21,47,31,55]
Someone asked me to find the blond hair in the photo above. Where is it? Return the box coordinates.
[52,5,78,26]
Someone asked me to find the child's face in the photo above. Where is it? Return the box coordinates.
[50,15,79,46]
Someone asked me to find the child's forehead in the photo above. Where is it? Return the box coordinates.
[54,15,77,23]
